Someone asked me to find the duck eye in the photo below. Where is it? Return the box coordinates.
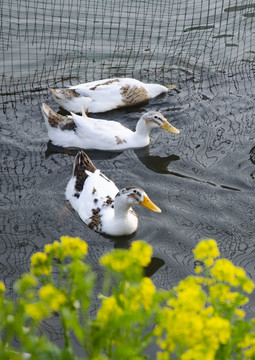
[133,190,137,194]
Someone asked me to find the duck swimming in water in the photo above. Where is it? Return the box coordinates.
[65,151,161,236]
[49,77,175,113]
[41,103,179,150]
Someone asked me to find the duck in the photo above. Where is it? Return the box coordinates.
[41,103,180,150]
[65,151,161,236]
[49,77,175,113]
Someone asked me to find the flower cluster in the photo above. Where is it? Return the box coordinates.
[45,235,88,259]
[30,252,51,276]
[155,239,255,360]
[39,284,66,311]
[211,259,254,293]
[97,276,156,326]
[0,237,254,360]
[100,240,152,280]
[193,238,219,268]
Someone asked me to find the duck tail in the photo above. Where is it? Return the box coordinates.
[49,87,80,100]
[41,103,75,130]
[73,151,97,192]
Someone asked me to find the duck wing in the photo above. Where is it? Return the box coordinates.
[66,151,118,225]
[71,78,150,111]
[71,112,134,150]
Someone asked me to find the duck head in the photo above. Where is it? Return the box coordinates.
[136,111,180,135]
[114,186,161,213]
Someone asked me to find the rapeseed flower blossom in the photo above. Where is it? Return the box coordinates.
[45,236,88,259]
[209,283,248,308]
[193,239,219,267]
[155,239,252,360]
[181,344,215,360]
[97,277,156,325]
[100,240,152,274]
[0,281,5,293]
[39,284,66,311]
[238,333,255,359]
[168,277,206,312]
[25,302,50,322]
[30,252,51,276]
[130,241,152,267]
[203,316,231,346]
[60,236,88,258]
[211,259,254,293]
[97,296,123,325]
[44,240,62,258]
[14,273,38,300]
[120,277,156,312]
[100,250,134,272]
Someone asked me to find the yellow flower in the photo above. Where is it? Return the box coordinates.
[100,251,133,272]
[25,302,50,321]
[193,239,220,261]
[44,237,88,259]
[157,351,170,360]
[39,285,66,311]
[211,259,254,293]
[121,277,156,312]
[31,252,51,276]
[139,277,156,310]
[14,273,38,298]
[234,309,245,318]
[44,240,62,258]
[181,345,216,360]
[0,281,5,292]
[211,259,237,285]
[238,333,255,348]
[130,241,153,267]
[60,236,88,257]
[100,241,153,274]
[169,277,206,312]
[193,239,219,268]
[242,279,254,294]
[209,283,242,306]
[97,296,123,325]
[195,265,202,274]
[39,284,66,311]
[204,316,231,345]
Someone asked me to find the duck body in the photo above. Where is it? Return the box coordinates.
[65,151,161,236]
[41,104,179,150]
[49,78,172,113]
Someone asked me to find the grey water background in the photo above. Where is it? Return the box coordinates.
[1,0,255,351]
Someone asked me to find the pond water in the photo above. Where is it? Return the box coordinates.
[1,0,255,353]
[2,63,255,306]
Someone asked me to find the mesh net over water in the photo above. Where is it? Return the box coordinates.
[1,0,255,95]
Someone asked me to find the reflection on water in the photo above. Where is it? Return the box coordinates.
[135,150,180,174]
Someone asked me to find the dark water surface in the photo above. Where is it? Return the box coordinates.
[1,65,255,312]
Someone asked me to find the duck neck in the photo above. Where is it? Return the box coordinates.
[134,118,151,139]
[113,196,132,219]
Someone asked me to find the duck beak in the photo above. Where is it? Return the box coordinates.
[167,84,176,89]
[140,194,161,213]
[161,119,180,134]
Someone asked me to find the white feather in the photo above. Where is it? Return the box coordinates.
[49,77,171,113]
[65,152,161,236]
[41,104,180,150]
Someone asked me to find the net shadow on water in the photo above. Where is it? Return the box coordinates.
[1,0,255,355]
